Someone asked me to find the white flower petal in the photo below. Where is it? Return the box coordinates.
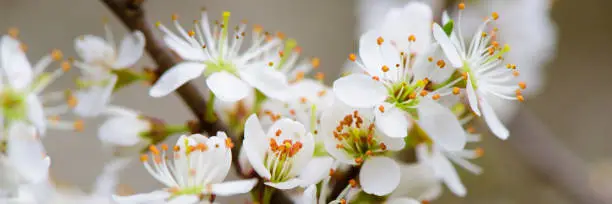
[386,198,421,204]
[320,102,357,164]
[432,23,463,68]
[244,114,272,179]
[375,103,410,138]
[1,35,33,90]
[333,74,386,108]
[166,195,199,204]
[112,191,170,204]
[417,100,466,151]
[149,62,206,97]
[299,156,334,187]
[359,156,400,196]
[206,71,250,102]
[391,162,442,201]
[74,75,117,117]
[466,77,481,116]
[239,66,289,101]
[480,99,509,139]
[163,35,206,62]
[113,31,145,68]
[358,30,384,76]
[378,133,406,151]
[7,122,49,183]
[25,94,46,135]
[302,184,317,204]
[211,178,258,196]
[381,2,433,52]
[432,152,466,197]
[98,115,149,146]
[74,35,115,64]
[265,178,303,190]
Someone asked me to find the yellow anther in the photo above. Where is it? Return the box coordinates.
[408,34,416,42]
[452,87,460,95]
[140,154,148,162]
[516,95,525,102]
[348,53,357,62]
[376,37,384,45]
[432,93,441,100]
[73,120,84,132]
[492,12,499,20]
[51,49,63,61]
[518,81,527,90]
[311,57,320,68]
[458,3,466,10]
[61,61,71,72]
[8,28,19,38]
[188,30,195,37]
[149,145,160,155]
[381,65,389,72]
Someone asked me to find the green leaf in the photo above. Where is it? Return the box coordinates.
[443,19,454,36]
[111,69,145,92]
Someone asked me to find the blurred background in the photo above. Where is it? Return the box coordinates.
[1,0,611,203]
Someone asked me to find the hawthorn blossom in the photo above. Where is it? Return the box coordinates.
[0,122,50,197]
[114,133,257,203]
[320,101,402,196]
[149,11,290,102]
[72,25,145,117]
[333,2,466,151]
[433,6,523,139]
[390,162,442,201]
[243,114,332,190]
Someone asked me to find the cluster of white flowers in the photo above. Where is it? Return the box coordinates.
[0,0,553,203]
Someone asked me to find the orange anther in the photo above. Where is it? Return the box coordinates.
[171,14,179,21]
[61,61,71,72]
[348,53,357,62]
[51,49,63,61]
[492,12,499,20]
[149,145,160,155]
[458,3,465,10]
[379,143,387,151]
[475,147,484,157]
[378,105,385,113]
[349,179,358,188]
[432,93,441,100]
[518,81,527,90]
[140,154,148,162]
[408,34,416,42]
[453,87,461,95]
[73,120,84,132]
[381,65,389,72]
[225,138,234,149]
[275,129,282,137]
[8,27,19,38]
[516,95,525,102]
[311,58,320,68]
[161,144,168,151]
[376,37,384,45]
[420,90,429,97]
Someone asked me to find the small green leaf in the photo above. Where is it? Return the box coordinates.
[111,69,145,92]
[443,19,454,36]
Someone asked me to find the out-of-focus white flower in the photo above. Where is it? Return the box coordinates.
[243,114,332,190]
[333,2,466,151]
[433,8,523,139]
[0,122,50,196]
[320,101,403,196]
[213,88,255,132]
[0,34,76,135]
[459,0,557,122]
[97,107,152,155]
[390,162,442,201]
[72,24,145,117]
[149,11,290,102]
[415,134,483,197]
[114,133,256,204]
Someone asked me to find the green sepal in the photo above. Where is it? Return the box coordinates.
[443,19,454,36]
[111,69,146,92]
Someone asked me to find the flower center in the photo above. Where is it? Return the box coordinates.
[265,138,303,182]
[204,59,237,76]
[385,79,428,113]
[333,111,387,165]
[1,88,27,121]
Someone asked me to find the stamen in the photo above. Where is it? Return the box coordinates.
[51,49,63,61]
[311,58,320,68]
[225,138,234,148]
[171,14,179,21]
[140,154,148,162]
[149,145,160,155]
[8,27,19,38]
[381,65,389,72]
[315,72,325,81]
[518,82,526,90]
[475,147,484,157]
[378,105,385,113]
[275,129,282,137]
[349,179,358,188]
[516,95,525,102]
[436,60,446,68]
[458,3,466,10]
[420,90,429,97]
[432,93,441,100]
[61,61,71,72]
[329,168,335,176]
[408,34,416,42]
[73,120,84,132]
[348,53,357,61]
[161,144,168,151]
[376,37,384,45]
[452,87,461,95]
[492,12,500,20]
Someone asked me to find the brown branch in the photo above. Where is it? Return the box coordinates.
[101,0,291,203]
[508,107,608,204]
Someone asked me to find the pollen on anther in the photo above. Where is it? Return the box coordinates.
[61,61,71,72]
[379,143,387,151]
[516,95,525,102]
[408,34,416,42]
[492,12,500,20]
[452,87,461,95]
[420,90,429,97]
[381,65,389,72]
[340,199,347,204]
[73,120,84,132]
[458,3,466,10]
[378,105,385,113]
[8,27,19,38]
[428,57,433,62]
[225,138,234,148]
[436,60,446,68]
[475,147,484,157]
[149,145,160,155]
[376,37,384,45]
[188,30,195,37]
[51,49,63,61]
[311,58,320,68]
[329,169,335,176]
[349,179,358,188]
[513,70,520,76]
[161,144,168,151]
[275,129,282,137]
[348,53,357,62]
[171,14,179,21]
[355,157,363,165]
[140,154,148,162]
[300,97,308,104]
[315,72,325,81]
[372,76,380,81]
[432,93,441,100]
[518,81,527,90]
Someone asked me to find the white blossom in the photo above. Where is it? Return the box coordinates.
[243,114,332,190]
[149,11,290,102]
[72,25,145,117]
[97,107,152,155]
[113,133,256,204]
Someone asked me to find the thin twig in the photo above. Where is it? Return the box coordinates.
[100,0,291,203]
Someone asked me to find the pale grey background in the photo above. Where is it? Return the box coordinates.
[1,0,611,203]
